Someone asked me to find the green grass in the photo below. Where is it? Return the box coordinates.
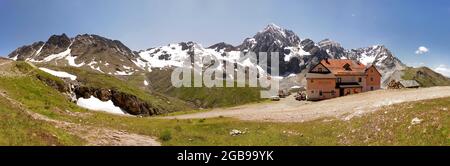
[331,97,450,145]
[0,76,85,120]
[144,69,267,108]
[402,67,450,87]
[14,61,35,72]
[160,99,272,117]
[167,86,266,108]
[161,109,212,116]
[0,96,84,146]
[80,97,449,146]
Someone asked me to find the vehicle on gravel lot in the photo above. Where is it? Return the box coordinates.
[271,96,281,101]
[295,92,307,101]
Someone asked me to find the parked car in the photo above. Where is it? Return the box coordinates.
[278,90,289,98]
[271,96,281,101]
[295,92,307,101]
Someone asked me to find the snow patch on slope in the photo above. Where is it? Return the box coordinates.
[34,43,45,56]
[65,55,85,67]
[115,70,134,76]
[138,44,188,68]
[76,96,125,115]
[284,46,310,62]
[87,61,103,73]
[11,54,19,61]
[359,53,376,65]
[30,47,71,62]
[38,67,77,80]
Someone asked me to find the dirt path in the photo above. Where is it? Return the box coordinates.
[0,60,14,76]
[0,61,11,66]
[166,86,450,122]
[0,90,161,146]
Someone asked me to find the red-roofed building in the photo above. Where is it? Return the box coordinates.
[306,59,381,100]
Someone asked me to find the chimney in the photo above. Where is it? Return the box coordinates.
[325,58,330,64]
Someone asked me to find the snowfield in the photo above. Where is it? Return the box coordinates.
[135,42,272,78]
[11,55,19,61]
[284,46,311,62]
[76,96,125,115]
[137,44,188,68]
[24,41,86,68]
[39,67,77,80]
[114,70,134,76]
[359,53,376,65]
[65,54,85,67]
[43,48,71,62]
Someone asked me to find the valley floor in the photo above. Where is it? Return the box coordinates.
[165,86,450,122]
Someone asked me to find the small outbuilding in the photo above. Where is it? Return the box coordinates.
[398,80,420,88]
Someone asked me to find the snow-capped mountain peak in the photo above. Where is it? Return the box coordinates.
[207,42,237,52]
[318,39,342,48]
[260,23,287,37]
[8,34,141,75]
[249,23,301,48]
[7,23,407,87]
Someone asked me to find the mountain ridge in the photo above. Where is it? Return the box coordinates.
[7,23,434,88]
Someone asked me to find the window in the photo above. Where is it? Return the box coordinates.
[319,90,323,96]
[343,63,351,71]
[371,77,374,81]
[311,79,314,83]
[311,91,314,94]
[371,87,374,91]
[337,78,342,83]
[358,77,362,82]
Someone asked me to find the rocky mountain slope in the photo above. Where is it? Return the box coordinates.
[401,67,450,87]
[9,34,141,75]
[131,24,407,84]
[8,23,443,90]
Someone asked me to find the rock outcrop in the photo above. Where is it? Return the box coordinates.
[74,87,160,116]
[36,74,70,93]
[34,71,163,116]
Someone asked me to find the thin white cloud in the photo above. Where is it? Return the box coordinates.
[415,46,429,55]
[434,64,450,77]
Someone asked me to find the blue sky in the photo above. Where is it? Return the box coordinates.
[1,0,449,76]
